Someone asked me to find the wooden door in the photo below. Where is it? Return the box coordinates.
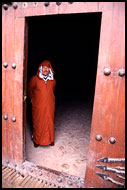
[2,2,125,188]
[2,4,25,167]
[84,2,125,188]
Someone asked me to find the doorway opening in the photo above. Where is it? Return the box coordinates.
[25,12,102,178]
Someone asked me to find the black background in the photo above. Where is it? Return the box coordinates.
[27,12,102,103]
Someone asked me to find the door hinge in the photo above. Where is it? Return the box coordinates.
[96,165,125,174]
[97,157,125,163]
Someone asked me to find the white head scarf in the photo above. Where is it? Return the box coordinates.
[39,65,54,82]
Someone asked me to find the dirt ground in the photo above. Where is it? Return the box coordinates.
[26,99,92,178]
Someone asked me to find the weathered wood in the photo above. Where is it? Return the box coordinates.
[59,2,87,14]
[2,165,7,170]
[14,2,103,18]
[2,165,59,188]
[84,10,113,188]
[23,177,33,188]
[2,6,7,164]
[9,173,21,184]
[3,169,15,180]
[2,2,125,188]
[85,2,125,188]
[25,177,38,188]
[2,118,6,164]
[99,2,114,11]
[38,180,47,188]
[46,2,59,15]
[15,2,47,17]
[3,6,15,164]
[2,6,25,165]
[26,178,39,188]
[108,2,125,69]
[13,17,25,163]
[2,167,9,175]
[7,170,19,182]
[18,175,29,186]
[2,8,6,114]
[23,19,28,162]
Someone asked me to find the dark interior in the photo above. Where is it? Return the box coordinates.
[26,12,102,129]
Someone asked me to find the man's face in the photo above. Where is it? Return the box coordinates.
[42,66,49,76]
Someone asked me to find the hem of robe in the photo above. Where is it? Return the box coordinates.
[33,138,54,146]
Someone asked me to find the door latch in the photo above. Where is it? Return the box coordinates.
[96,172,125,187]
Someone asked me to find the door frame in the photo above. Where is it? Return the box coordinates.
[2,2,125,188]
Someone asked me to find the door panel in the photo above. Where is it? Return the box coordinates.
[84,2,125,188]
[2,5,25,166]
[2,6,15,164]
[2,8,6,163]
[13,17,25,164]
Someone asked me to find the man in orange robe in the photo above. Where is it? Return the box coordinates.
[28,60,56,147]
